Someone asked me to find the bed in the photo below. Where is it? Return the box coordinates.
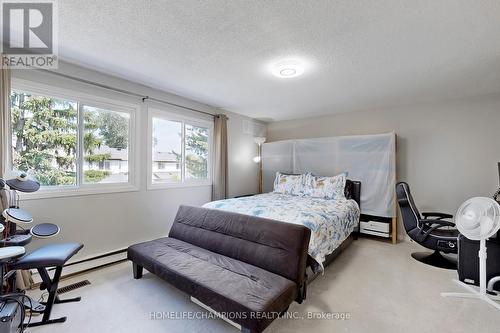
[203,179,361,272]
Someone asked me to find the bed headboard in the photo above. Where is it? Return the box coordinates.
[345,180,361,208]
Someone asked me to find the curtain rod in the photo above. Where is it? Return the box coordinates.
[33,68,216,118]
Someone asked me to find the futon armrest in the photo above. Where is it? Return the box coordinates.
[419,219,455,227]
[422,212,453,220]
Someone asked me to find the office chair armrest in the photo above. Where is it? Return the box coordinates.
[421,212,453,220]
[416,220,455,242]
[419,219,455,227]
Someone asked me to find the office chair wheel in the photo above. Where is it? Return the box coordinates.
[411,250,457,270]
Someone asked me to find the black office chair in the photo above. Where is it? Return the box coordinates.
[396,182,459,269]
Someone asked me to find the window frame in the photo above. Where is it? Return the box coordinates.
[9,78,140,200]
[147,107,213,190]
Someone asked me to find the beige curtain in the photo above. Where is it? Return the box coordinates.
[0,63,10,178]
[212,114,228,200]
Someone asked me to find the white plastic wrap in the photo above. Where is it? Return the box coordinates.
[261,140,294,193]
[262,133,396,217]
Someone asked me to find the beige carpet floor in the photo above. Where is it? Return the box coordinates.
[26,238,500,333]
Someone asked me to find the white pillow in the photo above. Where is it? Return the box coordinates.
[304,173,346,200]
[273,172,306,196]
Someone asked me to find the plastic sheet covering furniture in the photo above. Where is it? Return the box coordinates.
[262,132,396,217]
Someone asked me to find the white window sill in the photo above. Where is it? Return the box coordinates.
[147,181,212,191]
[18,184,139,201]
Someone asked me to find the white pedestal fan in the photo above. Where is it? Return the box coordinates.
[441,197,500,310]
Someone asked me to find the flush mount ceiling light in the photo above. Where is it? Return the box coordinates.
[271,59,306,79]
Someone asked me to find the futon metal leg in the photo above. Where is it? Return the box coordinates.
[133,263,143,279]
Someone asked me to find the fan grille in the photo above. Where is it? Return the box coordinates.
[456,197,500,240]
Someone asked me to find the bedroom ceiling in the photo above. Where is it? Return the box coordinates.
[56,0,500,121]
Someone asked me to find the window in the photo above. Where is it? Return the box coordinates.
[152,118,182,183]
[9,82,137,196]
[82,105,130,184]
[185,124,209,180]
[149,110,212,188]
[11,90,78,186]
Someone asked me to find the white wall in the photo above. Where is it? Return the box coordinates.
[12,62,263,259]
[224,113,263,198]
[267,95,500,238]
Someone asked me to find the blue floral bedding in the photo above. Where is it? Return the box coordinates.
[203,193,360,271]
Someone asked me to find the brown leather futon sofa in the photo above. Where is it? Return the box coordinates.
[127,205,311,333]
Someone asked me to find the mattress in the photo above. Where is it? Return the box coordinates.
[203,192,360,271]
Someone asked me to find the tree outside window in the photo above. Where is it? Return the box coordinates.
[10,90,130,186]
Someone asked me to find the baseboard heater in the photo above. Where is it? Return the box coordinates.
[30,248,127,284]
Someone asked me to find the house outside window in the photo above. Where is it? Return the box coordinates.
[148,109,212,189]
